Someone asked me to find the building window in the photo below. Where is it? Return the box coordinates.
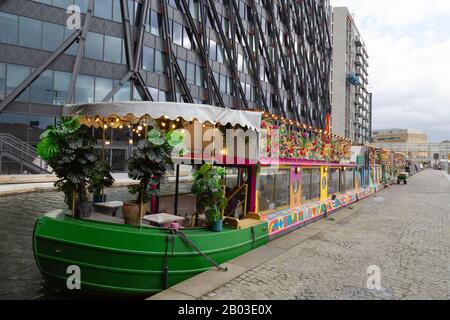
[142,46,154,71]
[113,80,131,101]
[186,62,195,84]
[189,0,200,20]
[0,113,29,144]
[30,70,54,105]
[150,11,162,37]
[29,115,56,144]
[112,0,122,22]
[6,64,30,102]
[172,21,183,46]
[154,50,165,74]
[94,77,113,102]
[84,32,104,60]
[104,36,122,64]
[42,22,64,52]
[94,0,113,20]
[195,65,204,87]
[209,40,217,61]
[18,16,42,49]
[64,26,79,56]
[53,0,73,9]
[259,168,291,212]
[75,74,94,103]
[53,71,71,105]
[0,63,5,100]
[0,12,18,45]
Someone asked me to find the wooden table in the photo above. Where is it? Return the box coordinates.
[93,201,123,217]
[143,213,185,227]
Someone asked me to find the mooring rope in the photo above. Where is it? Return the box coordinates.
[167,227,228,272]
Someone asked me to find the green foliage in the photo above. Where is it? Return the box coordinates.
[88,160,115,195]
[127,128,184,204]
[191,164,227,223]
[37,116,98,207]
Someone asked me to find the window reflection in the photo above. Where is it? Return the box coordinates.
[344,169,354,191]
[18,16,41,49]
[6,64,30,103]
[0,12,18,45]
[259,168,290,212]
[29,115,56,144]
[0,113,29,142]
[104,36,122,64]
[302,168,320,203]
[328,168,340,195]
[53,71,70,105]
[75,74,94,103]
[42,22,64,52]
[0,63,5,100]
[31,70,54,105]
[85,32,104,60]
[95,77,113,102]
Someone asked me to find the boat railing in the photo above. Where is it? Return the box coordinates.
[223,183,248,219]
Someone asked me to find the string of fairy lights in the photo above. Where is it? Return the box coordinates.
[261,112,353,143]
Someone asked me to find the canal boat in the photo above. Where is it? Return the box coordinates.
[33,102,405,296]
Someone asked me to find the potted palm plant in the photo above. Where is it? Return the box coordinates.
[88,160,115,203]
[37,116,97,217]
[124,128,184,226]
[191,164,228,232]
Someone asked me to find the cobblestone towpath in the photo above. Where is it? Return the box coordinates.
[202,169,450,300]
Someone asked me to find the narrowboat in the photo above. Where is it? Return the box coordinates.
[33,102,405,296]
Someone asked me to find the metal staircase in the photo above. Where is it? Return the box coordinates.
[0,133,51,174]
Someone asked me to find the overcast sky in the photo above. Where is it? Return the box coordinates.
[331,0,450,142]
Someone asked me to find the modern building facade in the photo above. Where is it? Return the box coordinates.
[0,0,332,174]
[372,129,428,145]
[371,128,429,159]
[330,7,371,144]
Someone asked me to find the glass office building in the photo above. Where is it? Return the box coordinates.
[0,0,332,174]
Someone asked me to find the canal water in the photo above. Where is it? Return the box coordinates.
[0,182,193,300]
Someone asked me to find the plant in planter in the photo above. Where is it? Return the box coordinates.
[88,160,115,203]
[124,128,184,226]
[191,164,228,232]
[37,116,97,217]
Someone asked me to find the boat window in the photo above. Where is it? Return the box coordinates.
[259,168,290,212]
[328,168,340,195]
[158,165,195,218]
[302,168,320,203]
[344,169,355,191]
[364,168,370,187]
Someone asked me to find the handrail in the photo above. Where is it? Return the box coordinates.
[0,133,50,172]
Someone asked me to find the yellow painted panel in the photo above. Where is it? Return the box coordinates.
[320,166,328,201]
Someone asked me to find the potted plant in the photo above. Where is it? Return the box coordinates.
[124,128,184,226]
[191,164,228,232]
[37,116,97,217]
[88,160,115,203]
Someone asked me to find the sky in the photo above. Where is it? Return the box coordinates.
[331,0,450,142]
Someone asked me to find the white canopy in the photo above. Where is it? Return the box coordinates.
[63,101,263,132]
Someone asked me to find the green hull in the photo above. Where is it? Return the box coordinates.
[33,213,269,296]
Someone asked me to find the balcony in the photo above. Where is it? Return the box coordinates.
[355,37,363,47]
[347,73,361,86]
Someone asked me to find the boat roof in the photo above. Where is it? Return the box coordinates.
[63,101,263,132]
